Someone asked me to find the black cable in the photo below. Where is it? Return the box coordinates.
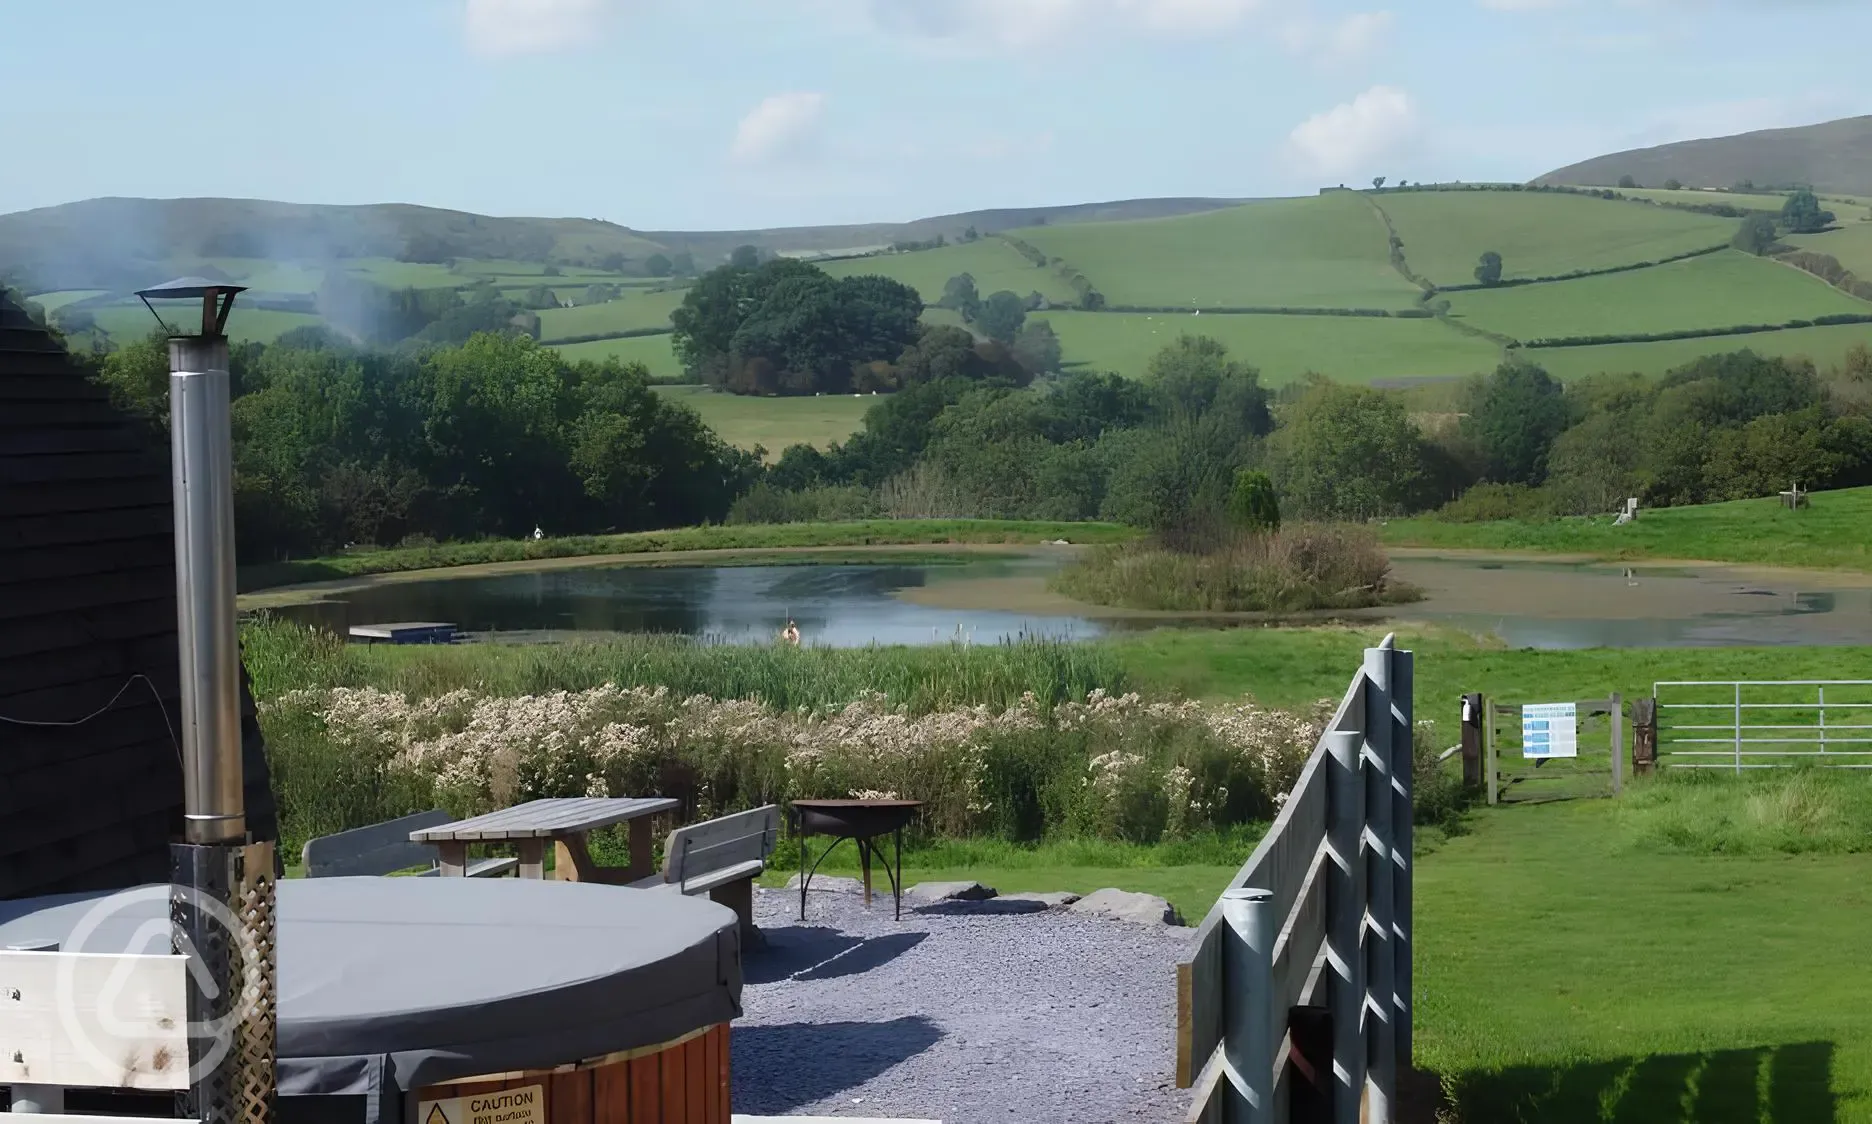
[0,673,184,765]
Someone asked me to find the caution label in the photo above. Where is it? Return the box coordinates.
[418,1084,542,1124]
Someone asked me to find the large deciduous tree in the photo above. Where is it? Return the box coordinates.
[1461,361,1573,486]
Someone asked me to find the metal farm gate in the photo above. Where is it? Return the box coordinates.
[1485,695,1625,805]
[1652,680,1872,771]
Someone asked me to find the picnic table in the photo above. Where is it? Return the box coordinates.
[409,796,679,882]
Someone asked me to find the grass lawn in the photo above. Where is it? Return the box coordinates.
[1788,220,1872,279]
[1418,797,1872,1121]
[1380,191,1737,286]
[536,287,688,340]
[88,303,326,344]
[1446,250,1869,341]
[550,333,683,379]
[1037,309,1503,385]
[343,258,464,289]
[652,384,876,456]
[1381,486,1872,573]
[1609,186,1797,211]
[819,240,1078,305]
[1016,193,1418,309]
[1518,322,1872,380]
[236,518,1134,591]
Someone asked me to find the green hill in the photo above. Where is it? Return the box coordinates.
[1536,114,1872,196]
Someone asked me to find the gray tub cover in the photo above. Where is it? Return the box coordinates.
[0,877,741,1122]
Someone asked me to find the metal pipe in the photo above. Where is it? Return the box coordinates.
[1361,643,1396,1124]
[1324,727,1365,1124]
[1220,887,1275,1124]
[1386,643,1413,1075]
[168,336,244,844]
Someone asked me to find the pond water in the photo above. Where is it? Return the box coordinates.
[272,555,1115,647]
[263,551,1872,650]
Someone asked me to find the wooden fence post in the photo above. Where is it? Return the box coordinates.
[1460,693,1484,790]
[1632,697,1658,777]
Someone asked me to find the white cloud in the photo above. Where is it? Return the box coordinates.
[730,92,829,165]
[464,0,612,57]
[1280,10,1394,65]
[1286,86,1422,179]
[862,0,1268,48]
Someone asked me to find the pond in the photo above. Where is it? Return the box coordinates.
[259,550,1872,650]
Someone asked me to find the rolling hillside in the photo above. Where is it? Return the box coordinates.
[1536,114,1872,196]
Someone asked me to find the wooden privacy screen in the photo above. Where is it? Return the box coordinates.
[409,1024,729,1124]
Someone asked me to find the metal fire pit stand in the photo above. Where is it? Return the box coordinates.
[789,800,922,922]
[139,280,279,1124]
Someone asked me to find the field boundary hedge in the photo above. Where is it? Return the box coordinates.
[1773,249,1872,303]
[1000,235,1108,310]
[541,325,676,346]
[1097,304,1430,318]
[1513,312,1872,350]
[1357,180,1776,219]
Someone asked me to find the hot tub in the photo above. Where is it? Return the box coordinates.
[0,877,741,1124]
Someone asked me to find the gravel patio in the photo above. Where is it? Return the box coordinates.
[731,881,1195,1122]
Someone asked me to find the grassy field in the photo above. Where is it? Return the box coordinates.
[819,240,1078,305]
[236,518,1134,591]
[1418,795,1872,1121]
[1037,309,1503,384]
[1609,186,1798,210]
[550,332,683,378]
[88,303,326,344]
[1381,486,1872,572]
[536,287,689,341]
[653,384,875,455]
[1518,322,1872,380]
[22,288,106,310]
[1379,190,1737,285]
[1446,250,1870,341]
[1788,220,1872,279]
[1016,193,1419,309]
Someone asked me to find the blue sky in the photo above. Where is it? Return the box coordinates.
[1,0,1867,230]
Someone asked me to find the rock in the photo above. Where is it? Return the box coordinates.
[1067,888,1184,927]
[781,873,864,895]
[999,891,1081,909]
[906,880,997,903]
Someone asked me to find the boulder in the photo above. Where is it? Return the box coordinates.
[906,880,997,903]
[999,891,1081,909]
[1067,888,1184,927]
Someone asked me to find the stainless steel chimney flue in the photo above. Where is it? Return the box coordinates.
[134,277,276,1124]
[169,333,245,844]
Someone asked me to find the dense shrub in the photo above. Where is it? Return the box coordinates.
[1051,525,1415,613]
[1431,482,1556,522]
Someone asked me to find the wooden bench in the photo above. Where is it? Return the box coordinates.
[632,805,780,945]
[302,810,518,878]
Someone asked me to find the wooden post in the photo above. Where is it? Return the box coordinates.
[1609,693,1624,796]
[1460,693,1484,790]
[1485,700,1499,806]
[1632,697,1658,777]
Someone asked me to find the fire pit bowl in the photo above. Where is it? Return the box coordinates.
[790,799,923,920]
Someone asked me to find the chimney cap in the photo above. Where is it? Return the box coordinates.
[133,277,248,337]
[133,277,249,300]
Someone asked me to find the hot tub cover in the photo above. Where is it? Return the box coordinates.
[0,877,742,1122]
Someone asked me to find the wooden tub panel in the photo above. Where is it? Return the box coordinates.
[413,1024,729,1124]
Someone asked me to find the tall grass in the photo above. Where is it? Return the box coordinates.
[1616,766,1872,854]
[242,617,1129,712]
[1051,524,1419,612]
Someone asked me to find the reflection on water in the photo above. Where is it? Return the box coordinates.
[265,552,1872,650]
[273,559,1110,648]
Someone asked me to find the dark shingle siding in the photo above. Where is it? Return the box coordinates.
[1,295,278,900]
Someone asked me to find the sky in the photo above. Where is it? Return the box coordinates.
[1,0,1868,231]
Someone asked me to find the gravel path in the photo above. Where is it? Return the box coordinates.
[732,882,1194,1122]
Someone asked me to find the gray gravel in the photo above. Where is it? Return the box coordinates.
[732,884,1194,1122]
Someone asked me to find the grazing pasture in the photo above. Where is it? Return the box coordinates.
[652,383,877,456]
[550,333,683,379]
[819,239,1078,305]
[1016,192,1419,309]
[1519,322,1872,381]
[536,287,689,340]
[1036,309,1503,384]
[1446,250,1868,341]
[1379,190,1738,284]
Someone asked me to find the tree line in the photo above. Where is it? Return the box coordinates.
[87,330,759,561]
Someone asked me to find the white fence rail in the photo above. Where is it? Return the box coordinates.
[1653,680,1872,772]
[1176,636,1413,1124]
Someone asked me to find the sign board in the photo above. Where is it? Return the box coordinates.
[420,1085,543,1124]
[0,950,191,1092]
[1521,703,1578,760]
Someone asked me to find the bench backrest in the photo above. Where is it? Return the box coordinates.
[663,805,780,884]
[301,810,454,877]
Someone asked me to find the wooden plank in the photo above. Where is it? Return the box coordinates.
[551,1070,593,1124]
[704,1025,723,1123]
[6,1114,196,1124]
[302,811,452,876]
[685,1033,707,1124]
[661,1039,684,1122]
[628,1054,661,1123]
[0,535,175,585]
[593,1057,630,1124]
[0,951,190,1091]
